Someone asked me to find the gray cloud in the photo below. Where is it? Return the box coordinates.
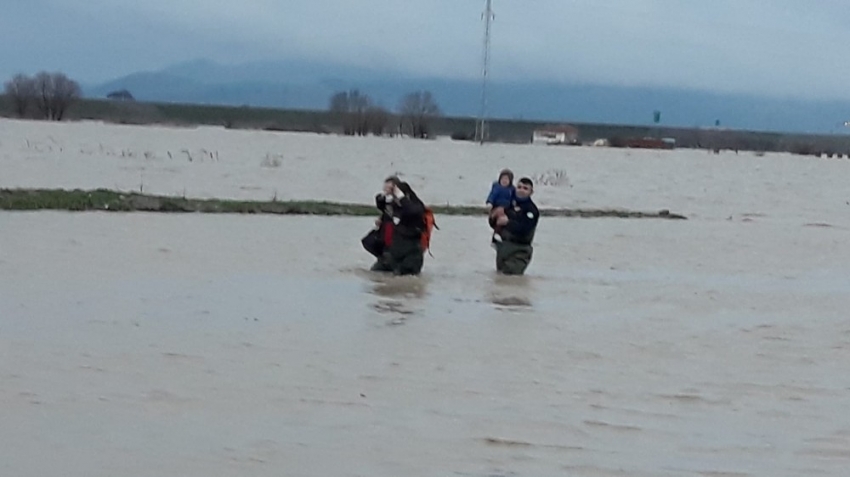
[3,0,849,99]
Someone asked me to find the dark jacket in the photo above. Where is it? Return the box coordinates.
[375,193,426,240]
[501,196,539,245]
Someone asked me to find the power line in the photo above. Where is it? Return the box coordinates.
[476,0,494,144]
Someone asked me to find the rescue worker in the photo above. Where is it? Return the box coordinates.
[493,177,539,275]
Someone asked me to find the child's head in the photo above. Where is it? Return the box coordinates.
[498,168,514,187]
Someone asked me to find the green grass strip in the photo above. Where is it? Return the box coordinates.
[0,188,687,220]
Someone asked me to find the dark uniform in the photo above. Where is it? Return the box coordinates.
[370,193,426,276]
[495,197,539,275]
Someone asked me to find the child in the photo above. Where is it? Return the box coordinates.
[486,168,515,242]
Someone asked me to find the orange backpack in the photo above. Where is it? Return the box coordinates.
[421,207,438,256]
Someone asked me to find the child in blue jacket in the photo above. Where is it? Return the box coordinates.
[486,168,516,241]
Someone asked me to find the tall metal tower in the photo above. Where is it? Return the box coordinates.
[475,0,494,144]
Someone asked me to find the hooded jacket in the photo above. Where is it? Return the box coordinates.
[486,168,516,208]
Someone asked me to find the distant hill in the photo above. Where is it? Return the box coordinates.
[85,58,850,134]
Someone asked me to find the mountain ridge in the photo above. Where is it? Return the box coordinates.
[84,58,850,134]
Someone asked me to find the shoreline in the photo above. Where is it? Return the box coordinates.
[0,188,687,220]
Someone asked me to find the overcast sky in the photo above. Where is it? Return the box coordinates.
[3,0,849,99]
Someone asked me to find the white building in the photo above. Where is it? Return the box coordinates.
[532,124,580,145]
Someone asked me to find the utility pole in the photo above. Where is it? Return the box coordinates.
[476,0,494,144]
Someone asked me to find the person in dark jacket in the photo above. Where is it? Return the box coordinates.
[370,176,427,276]
[493,177,540,275]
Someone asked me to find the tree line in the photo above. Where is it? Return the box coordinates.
[2,71,442,138]
[329,89,441,138]
[3,72,82,121]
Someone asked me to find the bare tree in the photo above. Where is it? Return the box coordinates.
[50,73,81,121]
[398,91,441,138]
[328,89,374,135]
[3,74,36,118]
[34,72,54,120]
[329,91,349,113]
[350,90,371,136]
[31,72,81,121]
[364,106,390,136]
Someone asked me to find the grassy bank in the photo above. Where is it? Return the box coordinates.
[0,188,687,220]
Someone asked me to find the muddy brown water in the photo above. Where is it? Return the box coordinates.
[2,212,849,476]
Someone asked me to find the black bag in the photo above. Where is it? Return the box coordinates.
[361,228,384,258]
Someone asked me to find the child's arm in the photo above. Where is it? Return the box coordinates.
[485,182,498,205]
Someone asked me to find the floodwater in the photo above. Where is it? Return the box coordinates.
[5,118,850,222]
[2,211,850,477]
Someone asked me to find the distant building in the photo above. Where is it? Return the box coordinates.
[106,89,135,101]
[532,124,579,145]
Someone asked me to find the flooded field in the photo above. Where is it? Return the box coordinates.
[3,118,850,222]
[3,211,849,476]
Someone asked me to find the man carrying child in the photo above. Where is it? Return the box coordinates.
[487,173,539,276]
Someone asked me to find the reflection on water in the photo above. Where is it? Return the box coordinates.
[366,272,429,300]
[353,269,430,324]
[354,266,538,315]
[488,295,532,308]
[487,272,534,309]
[359,267,539,315]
